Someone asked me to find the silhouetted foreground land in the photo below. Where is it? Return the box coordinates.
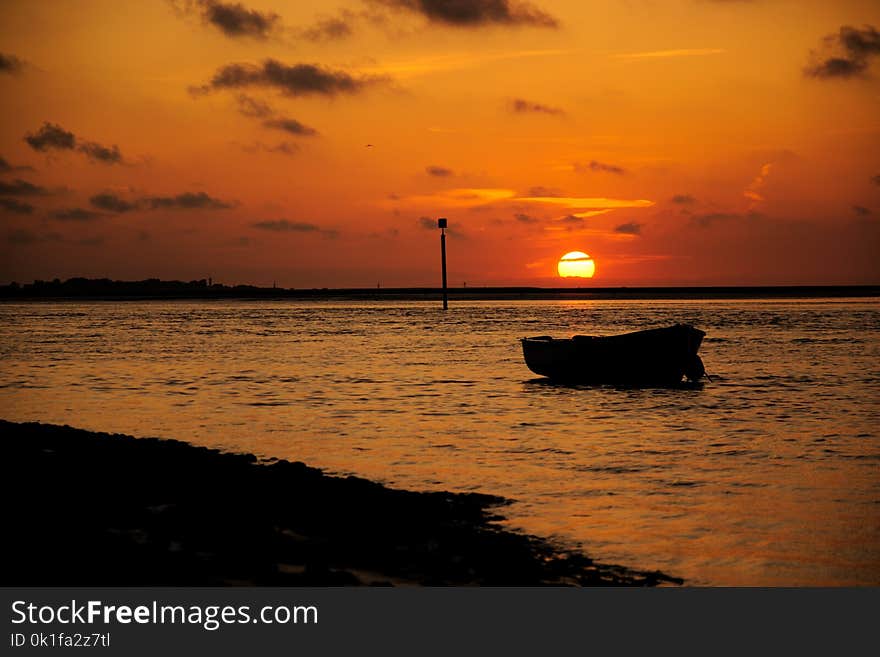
[1,420,680,586]
[1,277,878,301]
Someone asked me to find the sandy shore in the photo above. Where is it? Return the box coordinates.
[1,420,681,586]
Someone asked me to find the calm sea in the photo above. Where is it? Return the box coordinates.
[1,298,878,585]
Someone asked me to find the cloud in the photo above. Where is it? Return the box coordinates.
[143,192,234,210]
[0,156,33,173]
[418,216,437,229]
[517,195,653,209]
[0,53,24,74]
[425,165,453,177]
[526,185,561,197]
[671,194,695,204]
[0,178,49,196]
[235,93,273,118]
[560,214,583,225]
[51,208,103,221]
[24,123,76,152]
[804,25,880,79]
[575,160,626,175]
[252,219,337,237]
[615,222,642,235]
[853,205,871,216]
[178,1,280,39]
[300,13,355,41]
[611,48,724,60]
[89,193,137,213]
[514,212,539,224]
[24,122,124,164]
[193,59,385,97]
[510,98,564,115]
[372,0,559,28]
[872,174,880,186]
[77,141,123,164]
[0,198,34,214]
[239,141,301,156]
[744,162,772,207]
[262,118,319,136]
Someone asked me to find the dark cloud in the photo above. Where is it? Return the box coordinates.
[262,118,319,136]
[0,178,49,196]
[510,98,564,115]
[90,193,137,213]
[526,185,561,197]
[426,165,453,177]
[418,216,436,230]
[615,222,642,235]
[514,212,539,224]
[51,208,103,222]
[804,25,880,79]
[7,228,39,245]
[374,0,558,28]
[0,198,34,214]
[671,194,696,204]
[193,59,384,97]
[24,123,76,152]
[235,93,273,118]
[77,141,123,164]
[75,236,105,246]
[852,205,871,216]
[0,53,24,74]
[252,219,337,237]
[143,192,234,210]
[24,122,124,164]
[575,160,626,175]
[300,13,355,41]
[872,174,880,186]
[560,214,584,226]
[0,156,33,173]
[196,1,280,39]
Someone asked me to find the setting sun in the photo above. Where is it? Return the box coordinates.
[557,252,596,279]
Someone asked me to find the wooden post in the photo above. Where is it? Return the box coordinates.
[438,218,448,310]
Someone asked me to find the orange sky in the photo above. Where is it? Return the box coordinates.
[1,0,879,287]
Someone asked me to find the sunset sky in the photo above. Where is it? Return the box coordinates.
[1,0,879,287]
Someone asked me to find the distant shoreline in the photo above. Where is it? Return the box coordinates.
[2,278,878,301]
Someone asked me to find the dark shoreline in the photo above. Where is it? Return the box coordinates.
[1,420,680,586]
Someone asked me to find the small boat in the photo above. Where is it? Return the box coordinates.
[521,324,706,385]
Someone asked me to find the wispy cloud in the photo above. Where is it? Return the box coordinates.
[516,196,654,209]
[612,48,724,60]
[744,163,772,208]
[252,219,338,238]
[361,48,569,79]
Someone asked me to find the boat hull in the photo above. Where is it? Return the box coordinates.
[521,324,706,385]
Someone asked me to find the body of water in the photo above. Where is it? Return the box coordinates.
[1,297,878,585]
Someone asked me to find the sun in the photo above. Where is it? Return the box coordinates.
[557,251,596,278]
